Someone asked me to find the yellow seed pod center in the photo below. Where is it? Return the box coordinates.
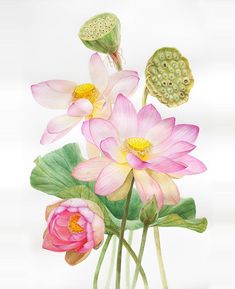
[125,137,152,160]
[72,83,99,104]
[127,137,151,151]
[68,214,84,233]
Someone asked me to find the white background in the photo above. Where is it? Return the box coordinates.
[1,0,235,288]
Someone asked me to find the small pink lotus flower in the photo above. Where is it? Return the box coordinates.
[43,198,105,265]
[31,53,139,144]
[72,95,206,208]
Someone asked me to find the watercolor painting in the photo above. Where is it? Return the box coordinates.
[2,1,235,289]
[30,11,207,289]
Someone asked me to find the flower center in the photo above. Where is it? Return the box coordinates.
[72,83,99,103]
[125,137,152,160]
[68,213,84,233]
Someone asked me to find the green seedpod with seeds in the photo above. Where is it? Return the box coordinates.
[145,47,194,107]
[79,13,121,55]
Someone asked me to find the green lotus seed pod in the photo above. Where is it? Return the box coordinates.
[145,48,194,107]
[79,13,121,55]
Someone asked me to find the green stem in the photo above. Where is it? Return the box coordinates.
[110,51,122,71]
[142,86,149,106]
[93,234,112,289]
[105,236,117,289]
[106,227,149,288]
[131,225,149,289]
[125,230,133,289]
[154,227,168,289]
[116,179,134,289]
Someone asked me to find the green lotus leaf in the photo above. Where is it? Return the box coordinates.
[30,143,141,220]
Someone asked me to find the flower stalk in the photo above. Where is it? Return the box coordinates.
[116,179,135,289]
[105,236,117,289]
[93,234,112,289]
[110,51,122,71]
[154,227,168,289]
[142,86,149,106]
[125,230,133,289]
[131,225,149,289]
[106,227,149,289]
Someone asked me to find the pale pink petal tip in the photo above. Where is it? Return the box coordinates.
[89,53,108,94]
[47,115,80,134]
[107,75,140,102]
[31,80,76,109]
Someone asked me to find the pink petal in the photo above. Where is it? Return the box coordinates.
[105,72,139,102]
[89,53,108,94]
[53,223,72,242]
[78,208,94,223]
[79,240,95,253]
[89,118,119,148]
[86,142,101,158]
[110,94,137,140]
[63,199,88,208]
[40,126,75,145]
[161,141,196,159]
[43,231,68,252]
[67,99,93,117]
[72,157,112,181]
[137,104,161,137]
[146,118,175,146]
[92,214,105,247]
[174,155,207,175]
[133,170,163,208]
[105,75,139,102]
[170,124,199,144]
[126,153,148,170]
[148,156,186,173]
[31,80,76,109]
[150,172,180,205]
[95,163,132,196]
[100,137,125,163]
[81,120,93,143]
[107,172,133,201]
[47,115,81,134]
[106,70,138,93]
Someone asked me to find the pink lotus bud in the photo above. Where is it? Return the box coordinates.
[43,198,105,265]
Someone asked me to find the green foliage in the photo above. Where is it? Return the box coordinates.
[30,143,207,233]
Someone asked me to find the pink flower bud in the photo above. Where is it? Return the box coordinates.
[43,198,105,265]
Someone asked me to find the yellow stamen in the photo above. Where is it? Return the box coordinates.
[124,137,152,160]
[72,83,99,103]
[68,214,84,233]
[127,137,151,151]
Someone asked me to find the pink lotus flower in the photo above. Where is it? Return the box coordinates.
[31,53,139,144]
[43,198,105,265]
[72,95,206,208]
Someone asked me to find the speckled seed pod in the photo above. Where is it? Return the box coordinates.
[79,13,121,54]
[145,48,194,107]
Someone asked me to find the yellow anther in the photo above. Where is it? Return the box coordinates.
[127,137,152,152]
[72,83,99,103]
[68,214,84,233]
[124,137,152,160]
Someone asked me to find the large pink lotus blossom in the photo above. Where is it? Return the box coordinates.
[43,198,105,265]
[72,95,206,208]
[31,53,139,144]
